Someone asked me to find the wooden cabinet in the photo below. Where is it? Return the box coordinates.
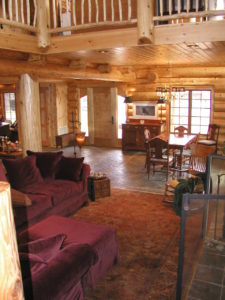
[122,122,165,151]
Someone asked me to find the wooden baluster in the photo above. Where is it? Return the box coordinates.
[205,0,208,11]
[81,0,84,24]
[21,0,24,23]
[33,0,37,26]
[178,0,181,13]
[52,0,57,28]
[88,0,91,23]
[103,0,106,22]
[8,0,12,20]
[66,0,69,26]
[14,0,18,22]
[128,0,131,20]
[187,0,190,13]
[169,0,172,15]
[160,0,163,16]
[95,0,99,23]
[2,0,6,19]
[118,0,122,21]
[26,0,30,25]
[72,0,76,26]
[59,0,62,26]
[111,0,114,21]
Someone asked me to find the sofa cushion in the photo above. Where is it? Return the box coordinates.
[11,188,32,207]
[2,155,43,190]
[27,150,63,179]
[21,180,83,206]
[56,156,84,181]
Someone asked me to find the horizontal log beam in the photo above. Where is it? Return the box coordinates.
[0,31,40,54]
[0,59,136,82]
[154,20,225,45]
[48,27,138,54]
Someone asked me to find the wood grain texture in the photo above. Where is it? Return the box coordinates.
[0,182,24,300]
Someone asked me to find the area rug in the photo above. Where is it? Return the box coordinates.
[73,188,180,300]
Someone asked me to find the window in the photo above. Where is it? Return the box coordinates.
[3,92,16,123]
[80,96,88,136]
[170,90,211,134]
[117,96,126,139]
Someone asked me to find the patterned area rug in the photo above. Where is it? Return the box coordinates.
[73,188,180,300]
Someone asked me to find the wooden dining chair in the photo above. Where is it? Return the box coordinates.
[198,124,220,152]
[147,137,173,180]
[164,143,216,203]
[173,126,190,169]
[174,125,188,137]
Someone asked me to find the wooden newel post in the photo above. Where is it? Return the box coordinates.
[37,0,50,48]
[137,0,154,44]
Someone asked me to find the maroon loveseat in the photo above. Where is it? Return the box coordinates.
[1,150,90,231]
[19,215,120,300]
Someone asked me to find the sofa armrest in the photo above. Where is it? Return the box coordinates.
[81,163,91,192]
[23,243,98,300]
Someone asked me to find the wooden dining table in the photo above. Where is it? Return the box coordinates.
[155,132,197,171]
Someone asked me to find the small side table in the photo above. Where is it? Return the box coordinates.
[87,176,110,201]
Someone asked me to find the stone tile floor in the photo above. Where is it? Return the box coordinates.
[62,145,168,194]
[187,240,225,300]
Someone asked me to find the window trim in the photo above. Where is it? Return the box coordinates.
[169,86,214,135]
[3,91,16,123]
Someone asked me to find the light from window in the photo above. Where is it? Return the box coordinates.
[117,96,126,139]
[170,90,211,134]
[4,93,16,123]
[80,96,88,136]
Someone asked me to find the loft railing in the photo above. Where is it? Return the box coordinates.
[0,0,225,49]
[154,0,225,24]
[48,0,137,34]
[0,0,37,33]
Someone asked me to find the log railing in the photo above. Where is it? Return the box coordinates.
[0,0,225,48]
[0,0,37,33]
[154,0,225,24]
[48,0,137,34]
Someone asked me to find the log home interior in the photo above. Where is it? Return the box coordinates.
[0,0,225,299]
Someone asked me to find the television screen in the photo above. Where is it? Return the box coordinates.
[136,105,155,116]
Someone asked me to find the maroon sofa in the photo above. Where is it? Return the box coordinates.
[19,215,120,300]
[1,150,90,231]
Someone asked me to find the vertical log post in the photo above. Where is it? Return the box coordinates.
[0,182,24,300]
[137,0,154,44]
[37,0,50,48]
[17,74,42,156]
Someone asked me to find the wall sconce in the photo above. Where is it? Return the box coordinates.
[0,182,24,299]
[75,132,86,152]
[124,96,132,104]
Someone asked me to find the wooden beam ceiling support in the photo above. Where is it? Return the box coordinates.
[0,59,136,82]
[154,20,225,45]
[0,31,41,54]
[48,27,138,54]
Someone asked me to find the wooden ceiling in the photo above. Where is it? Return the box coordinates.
[51,41,225,67]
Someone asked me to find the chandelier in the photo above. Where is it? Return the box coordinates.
[156,86,185,102]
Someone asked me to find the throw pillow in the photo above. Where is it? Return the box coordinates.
[19,252,47,279]
[2,155,43,190]
[11,188,32,207]
[19,234,67,262]
[56,156,84,181]
[27,150,63,179]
